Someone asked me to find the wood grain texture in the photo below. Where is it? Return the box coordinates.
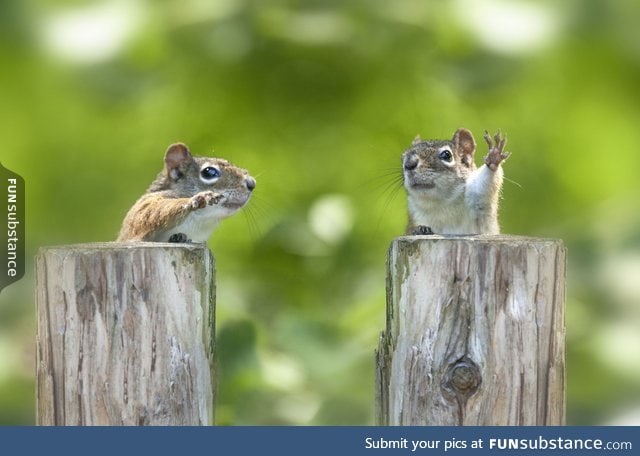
[376,235,566,425]
[36,243,215,425]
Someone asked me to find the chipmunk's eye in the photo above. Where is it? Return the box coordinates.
[200,166,221,183]
[438,149,453,163]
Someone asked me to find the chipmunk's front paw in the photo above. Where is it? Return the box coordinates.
[168,233,190,243]
[483,130,511,171]
[189,191,223,209]
[412,225,434,235]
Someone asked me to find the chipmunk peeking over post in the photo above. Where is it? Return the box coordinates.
[117,143,255,242]
[403,128,510,235]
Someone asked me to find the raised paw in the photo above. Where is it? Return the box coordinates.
[412,225,434,236]
[483,130,511,171]
[168,233,190,243]
[189,191,223,210]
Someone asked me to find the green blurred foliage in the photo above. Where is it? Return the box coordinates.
[1,0,639,425]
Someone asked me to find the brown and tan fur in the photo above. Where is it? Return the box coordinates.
[118,143,255,242]
[403,128,510,235]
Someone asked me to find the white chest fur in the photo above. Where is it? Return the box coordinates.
[154,205,235,242]
[409,194,475,234]
[408,165,502,235]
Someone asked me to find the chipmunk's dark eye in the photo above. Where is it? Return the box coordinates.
[439,149,453,162]
[200,166,221,182]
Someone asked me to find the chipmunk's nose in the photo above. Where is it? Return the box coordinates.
[245,176,256,191]
[404,154,419,171]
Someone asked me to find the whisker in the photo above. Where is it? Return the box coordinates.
[248,194,275,218]
[373,182,404,236]
[503,176,523,189]
[359,167,406,236]
[242,205,262,240]
[241,193,276,240]
[379,180,404,211]
[363,168,404,192]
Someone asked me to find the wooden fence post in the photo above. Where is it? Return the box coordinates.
[376,235,566,425]
[35,243,216,425]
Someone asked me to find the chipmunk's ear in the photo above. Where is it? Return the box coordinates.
[412,134,422,146]
[164,143,193,180]
[453,128,476,166]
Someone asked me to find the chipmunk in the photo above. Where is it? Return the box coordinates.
[117,143,255,242]
[402,128,510,235]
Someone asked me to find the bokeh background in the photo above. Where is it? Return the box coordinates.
[1,0,639,425]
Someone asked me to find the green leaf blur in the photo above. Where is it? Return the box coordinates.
[1,0,639,425]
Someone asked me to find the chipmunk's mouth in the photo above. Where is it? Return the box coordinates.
[410,182,436,190]
[404,171,436,191]
[405,177,436,190]
[223,202,245,210]
[221,193,251,210]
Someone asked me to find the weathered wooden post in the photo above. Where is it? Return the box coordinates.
[376,235,566,425]
[36,243,215,425]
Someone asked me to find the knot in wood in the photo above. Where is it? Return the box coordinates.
[451,365,477,391]
[443,357,481,398]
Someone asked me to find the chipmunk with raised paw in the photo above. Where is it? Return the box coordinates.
[117,143,255,242]
[402,128,510,235]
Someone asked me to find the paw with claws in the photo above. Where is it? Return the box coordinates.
[412,225,434,236]
[188,191,224,210]
[483,130,511,172]
[168,233,190,243]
